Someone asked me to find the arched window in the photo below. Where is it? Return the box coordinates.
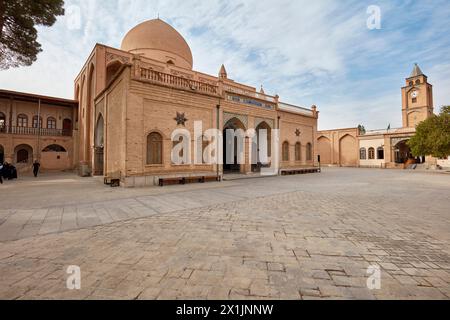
[408,81,413,86]
[377,147,385,160]
[47,117,57,129]
[295,142,301,161]
[17,149,29,163]
[360,148,367,160]
[282,142,289,162]
[306,143,313,161]
[0,112,5,132]
[368,147,375,160]
[42,144,67,152]
[32,116,42,128]
[147,132,163,165]
[416,79,420,85]
[17,114,28,127]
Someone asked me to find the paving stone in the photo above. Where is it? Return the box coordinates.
[0,168,449,300]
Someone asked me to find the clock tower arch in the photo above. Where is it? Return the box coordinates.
[401,63,434,128]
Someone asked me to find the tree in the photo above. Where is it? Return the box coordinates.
[408,106,450,159]
[0,0,65,69]
[358,124,366,135]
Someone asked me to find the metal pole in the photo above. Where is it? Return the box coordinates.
[216,104,220,182]
[37,98,41,162]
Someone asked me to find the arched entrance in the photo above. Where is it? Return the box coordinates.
[0,144,4,163]
[394,140,413,164]
[317,136,331,164]
[252,121,272,172]
[94,114,104,176]
[339,134,358,167]
[14,144,33,164]
[223,117,246,173]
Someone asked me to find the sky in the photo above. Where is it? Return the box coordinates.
[0,0,449,130]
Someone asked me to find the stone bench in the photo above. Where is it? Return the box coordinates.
[159,175,219,187]
[280,167,321,176]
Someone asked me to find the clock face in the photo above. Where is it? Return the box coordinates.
[411,91,418,98]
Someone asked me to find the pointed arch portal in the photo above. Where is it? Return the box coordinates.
[223,117,247,173]
[94,114,104,176]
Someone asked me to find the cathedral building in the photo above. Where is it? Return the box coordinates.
[73,19,319,186]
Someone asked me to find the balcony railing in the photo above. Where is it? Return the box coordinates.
[139,68,219,96]
[0,126,72,137]
[224,85,277,103]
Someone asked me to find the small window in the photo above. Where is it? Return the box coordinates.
[295,142,301,161]
[147,132,163,165]
[377,147,384,160]
[416,79,420,85]
[360,148,367,160]
[368,147,375,160]
[282,142,289,162]
[306,143,313,161]
[17,114,28,127]
[47,117,57,129]
[408,81,413,86]
[32,116,42,128]
[412,98,417,103]
[0,112,5,131]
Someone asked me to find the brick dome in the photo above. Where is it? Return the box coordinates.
[121,19,193,69]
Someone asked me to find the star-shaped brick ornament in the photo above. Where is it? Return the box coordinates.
[295,129,301,137]
[174,112,188,126]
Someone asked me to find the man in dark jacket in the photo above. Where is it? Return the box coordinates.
[33,160,41,178]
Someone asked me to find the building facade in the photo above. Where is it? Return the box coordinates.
[72,19,319,186]
[317,64,439,169]
[0,90,77,172]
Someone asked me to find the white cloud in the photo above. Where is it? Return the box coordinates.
[0,0,449,131]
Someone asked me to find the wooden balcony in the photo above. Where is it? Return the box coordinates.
[0,126,72,137]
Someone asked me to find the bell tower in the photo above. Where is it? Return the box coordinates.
[401,63,434,128]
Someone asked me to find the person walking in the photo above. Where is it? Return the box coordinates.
[32,160,41,178]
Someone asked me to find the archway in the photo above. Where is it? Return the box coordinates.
[317,136,331,164]
[339,134,357,167]
[41,144,69,170]
[14,144,33,164]
[223,117,246,173]
[0,144,4,163]
[252,121,272,172]
[106,60,123,84]
[86,65,95,165]
[93,114,104,176]
[394,140,413,164]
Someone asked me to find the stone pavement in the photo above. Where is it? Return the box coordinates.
[0,168,449,300]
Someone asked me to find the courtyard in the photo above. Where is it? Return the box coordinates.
[0,168,449,300]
